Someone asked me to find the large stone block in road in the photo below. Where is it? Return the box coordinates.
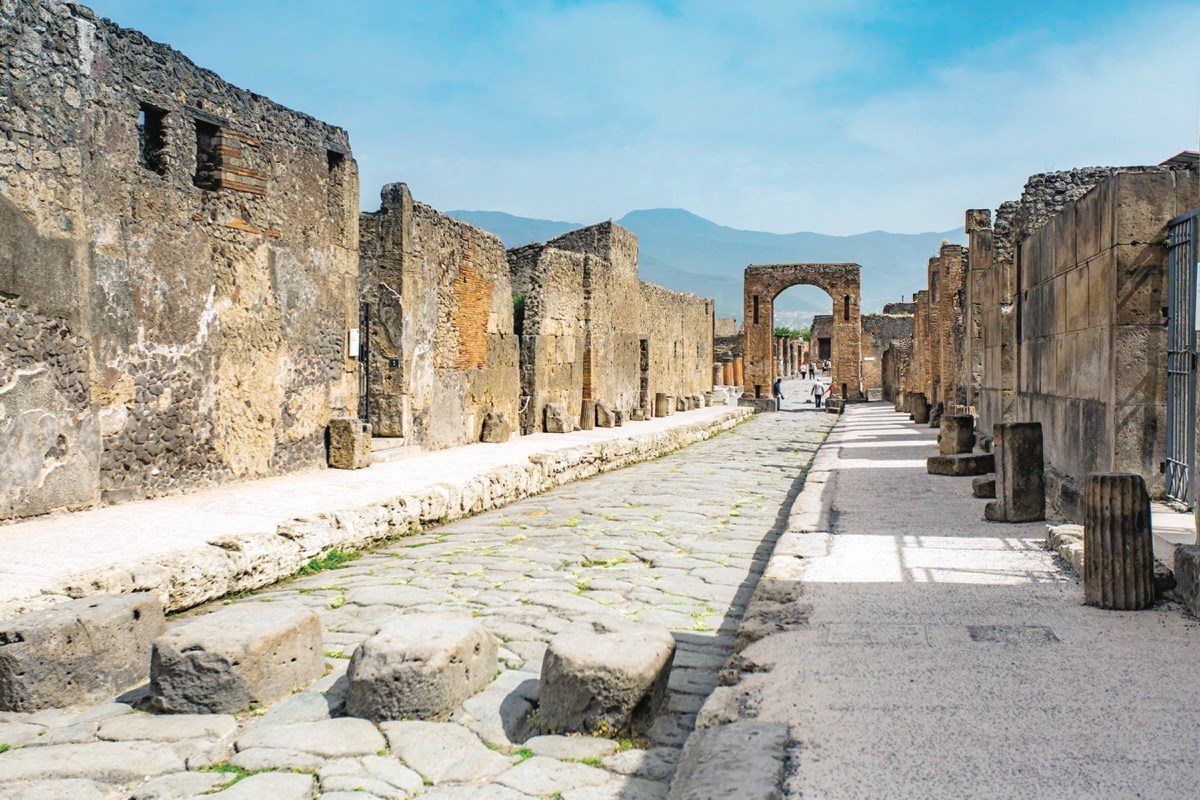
[668,721,788,800]
[150,604,323,713]
[345,613,497,722]
[0,593,164,711]
[539,617,675,736]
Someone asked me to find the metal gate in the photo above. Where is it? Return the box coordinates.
[357,301,371,423]
[1166,210,1199,504]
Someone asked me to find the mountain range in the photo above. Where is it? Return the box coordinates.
[447,208,966,325]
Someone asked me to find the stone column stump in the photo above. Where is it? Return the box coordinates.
[938,415,974,455]
[328,418,371,469]
[345,614,497,722]
[910,393,930,424]
[1083,472,1154,610]
[540,618,675,736]
[984,422,1045,522]
[579,399,596,431]
[654,393,675,417]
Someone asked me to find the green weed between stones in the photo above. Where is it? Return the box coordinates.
[297,550,359,576]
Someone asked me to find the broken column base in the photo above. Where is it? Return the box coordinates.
[972,476,996,498]
[927,453,994,476]
[738,397,777,413]
[328,419,372,469]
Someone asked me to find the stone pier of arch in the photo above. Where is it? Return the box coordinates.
[743,263,863,403]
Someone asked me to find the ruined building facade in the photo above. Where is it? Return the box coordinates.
[890,164,1199,519]
[1,2,719,522]
[1,1,360,520]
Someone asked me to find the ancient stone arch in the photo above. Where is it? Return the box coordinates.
[743,263,863,403]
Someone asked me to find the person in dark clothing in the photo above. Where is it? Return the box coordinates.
[772,376,784,406]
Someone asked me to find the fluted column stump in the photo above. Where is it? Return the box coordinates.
[1083,472,1154,610]
[910,393,929,424]
[938,415,974,455]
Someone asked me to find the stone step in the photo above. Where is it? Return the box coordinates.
[370,443,423,465]
[370,436,409,453]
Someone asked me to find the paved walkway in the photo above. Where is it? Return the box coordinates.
[0,396,833,799]
[738,403,1200,799]
[0,403,746,611]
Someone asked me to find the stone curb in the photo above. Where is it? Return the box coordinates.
[669,411,845,799]
[1,408,753,620]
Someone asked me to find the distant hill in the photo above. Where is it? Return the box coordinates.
[447,207,965,323]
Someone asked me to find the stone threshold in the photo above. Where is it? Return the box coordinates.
[0,405,752,619]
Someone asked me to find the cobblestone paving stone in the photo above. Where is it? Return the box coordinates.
[0,407,832,800]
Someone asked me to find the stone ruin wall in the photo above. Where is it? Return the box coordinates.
[714,317,738,338]
[508,222,714,432]
[1,0,359,521]
[882,338,912,403]
[861,312,915,397]
[359,184,520,450]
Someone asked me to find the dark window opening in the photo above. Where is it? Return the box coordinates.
[137,104,168,175]
[327,150,346,173]
[193,120,220,189]
[753,295,760,325]
[843,295,850,321]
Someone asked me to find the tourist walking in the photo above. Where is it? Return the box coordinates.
[773,376,784,406]
[811,381,826,409]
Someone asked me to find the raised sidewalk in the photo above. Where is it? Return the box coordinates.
[0,404,750,618]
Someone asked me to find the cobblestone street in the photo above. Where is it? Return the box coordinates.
[0,404,833,800]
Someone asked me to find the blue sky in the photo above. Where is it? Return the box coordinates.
[88,0,1200,235]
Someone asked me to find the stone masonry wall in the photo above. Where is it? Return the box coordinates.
[359,184,520,449]
[509,222,714,432]
[1,0,360,520]
[861,313,914,396]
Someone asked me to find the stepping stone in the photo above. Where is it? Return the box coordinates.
[926,453,994,476]
[0,741,185,783]
[540,617,675,735]
[150,604,323,713]
[345,613,497,722]
[235,718,385,758]
[668,721,787,800]
[0,593,165,712]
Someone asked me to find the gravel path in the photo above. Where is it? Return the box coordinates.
[0,402,833,800]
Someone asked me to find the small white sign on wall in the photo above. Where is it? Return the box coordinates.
[863,356,876,362]
[348,328,360,358]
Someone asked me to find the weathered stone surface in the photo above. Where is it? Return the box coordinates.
[926,453,994,476]
[318,755,424,796]
[381,720,514,784]
[0,741,185,783]
[655,394,675,417]
[0,593,164,712]
[667,721,786,800]
[150,604,323,713]
[1083,473,1154,610]
[928,401,944,427]
[130,771,228,799]
[984,422,1045,522]
[206,772,315,799]
[596,402,616,428]
[0,779,112,800]
[497,756,610,795]
[329,418,372,470]
[937,415,974,455]
[545,403,572,433]
[98,713,237,743]
[1173,545,1200,617]
[910,393,930,424]
[526,734,620,760]
[603,747,680,780]
[540,618,675,735]
[972,476,996,498]
[228,747,325,772]
[235,718,386,758]
[580,400,596,432]
[345,613,497,722]
[480,413,513,444]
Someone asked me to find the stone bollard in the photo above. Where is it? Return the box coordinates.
[910,393,929,424]
[984,422,1045,522]
[328,418,371,469]
[1083,473,1154,610]
[928,402,944,428]
[938,415,974,456]
[654,393,675,417]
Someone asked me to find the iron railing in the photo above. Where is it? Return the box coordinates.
[1166,210,1198,505]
